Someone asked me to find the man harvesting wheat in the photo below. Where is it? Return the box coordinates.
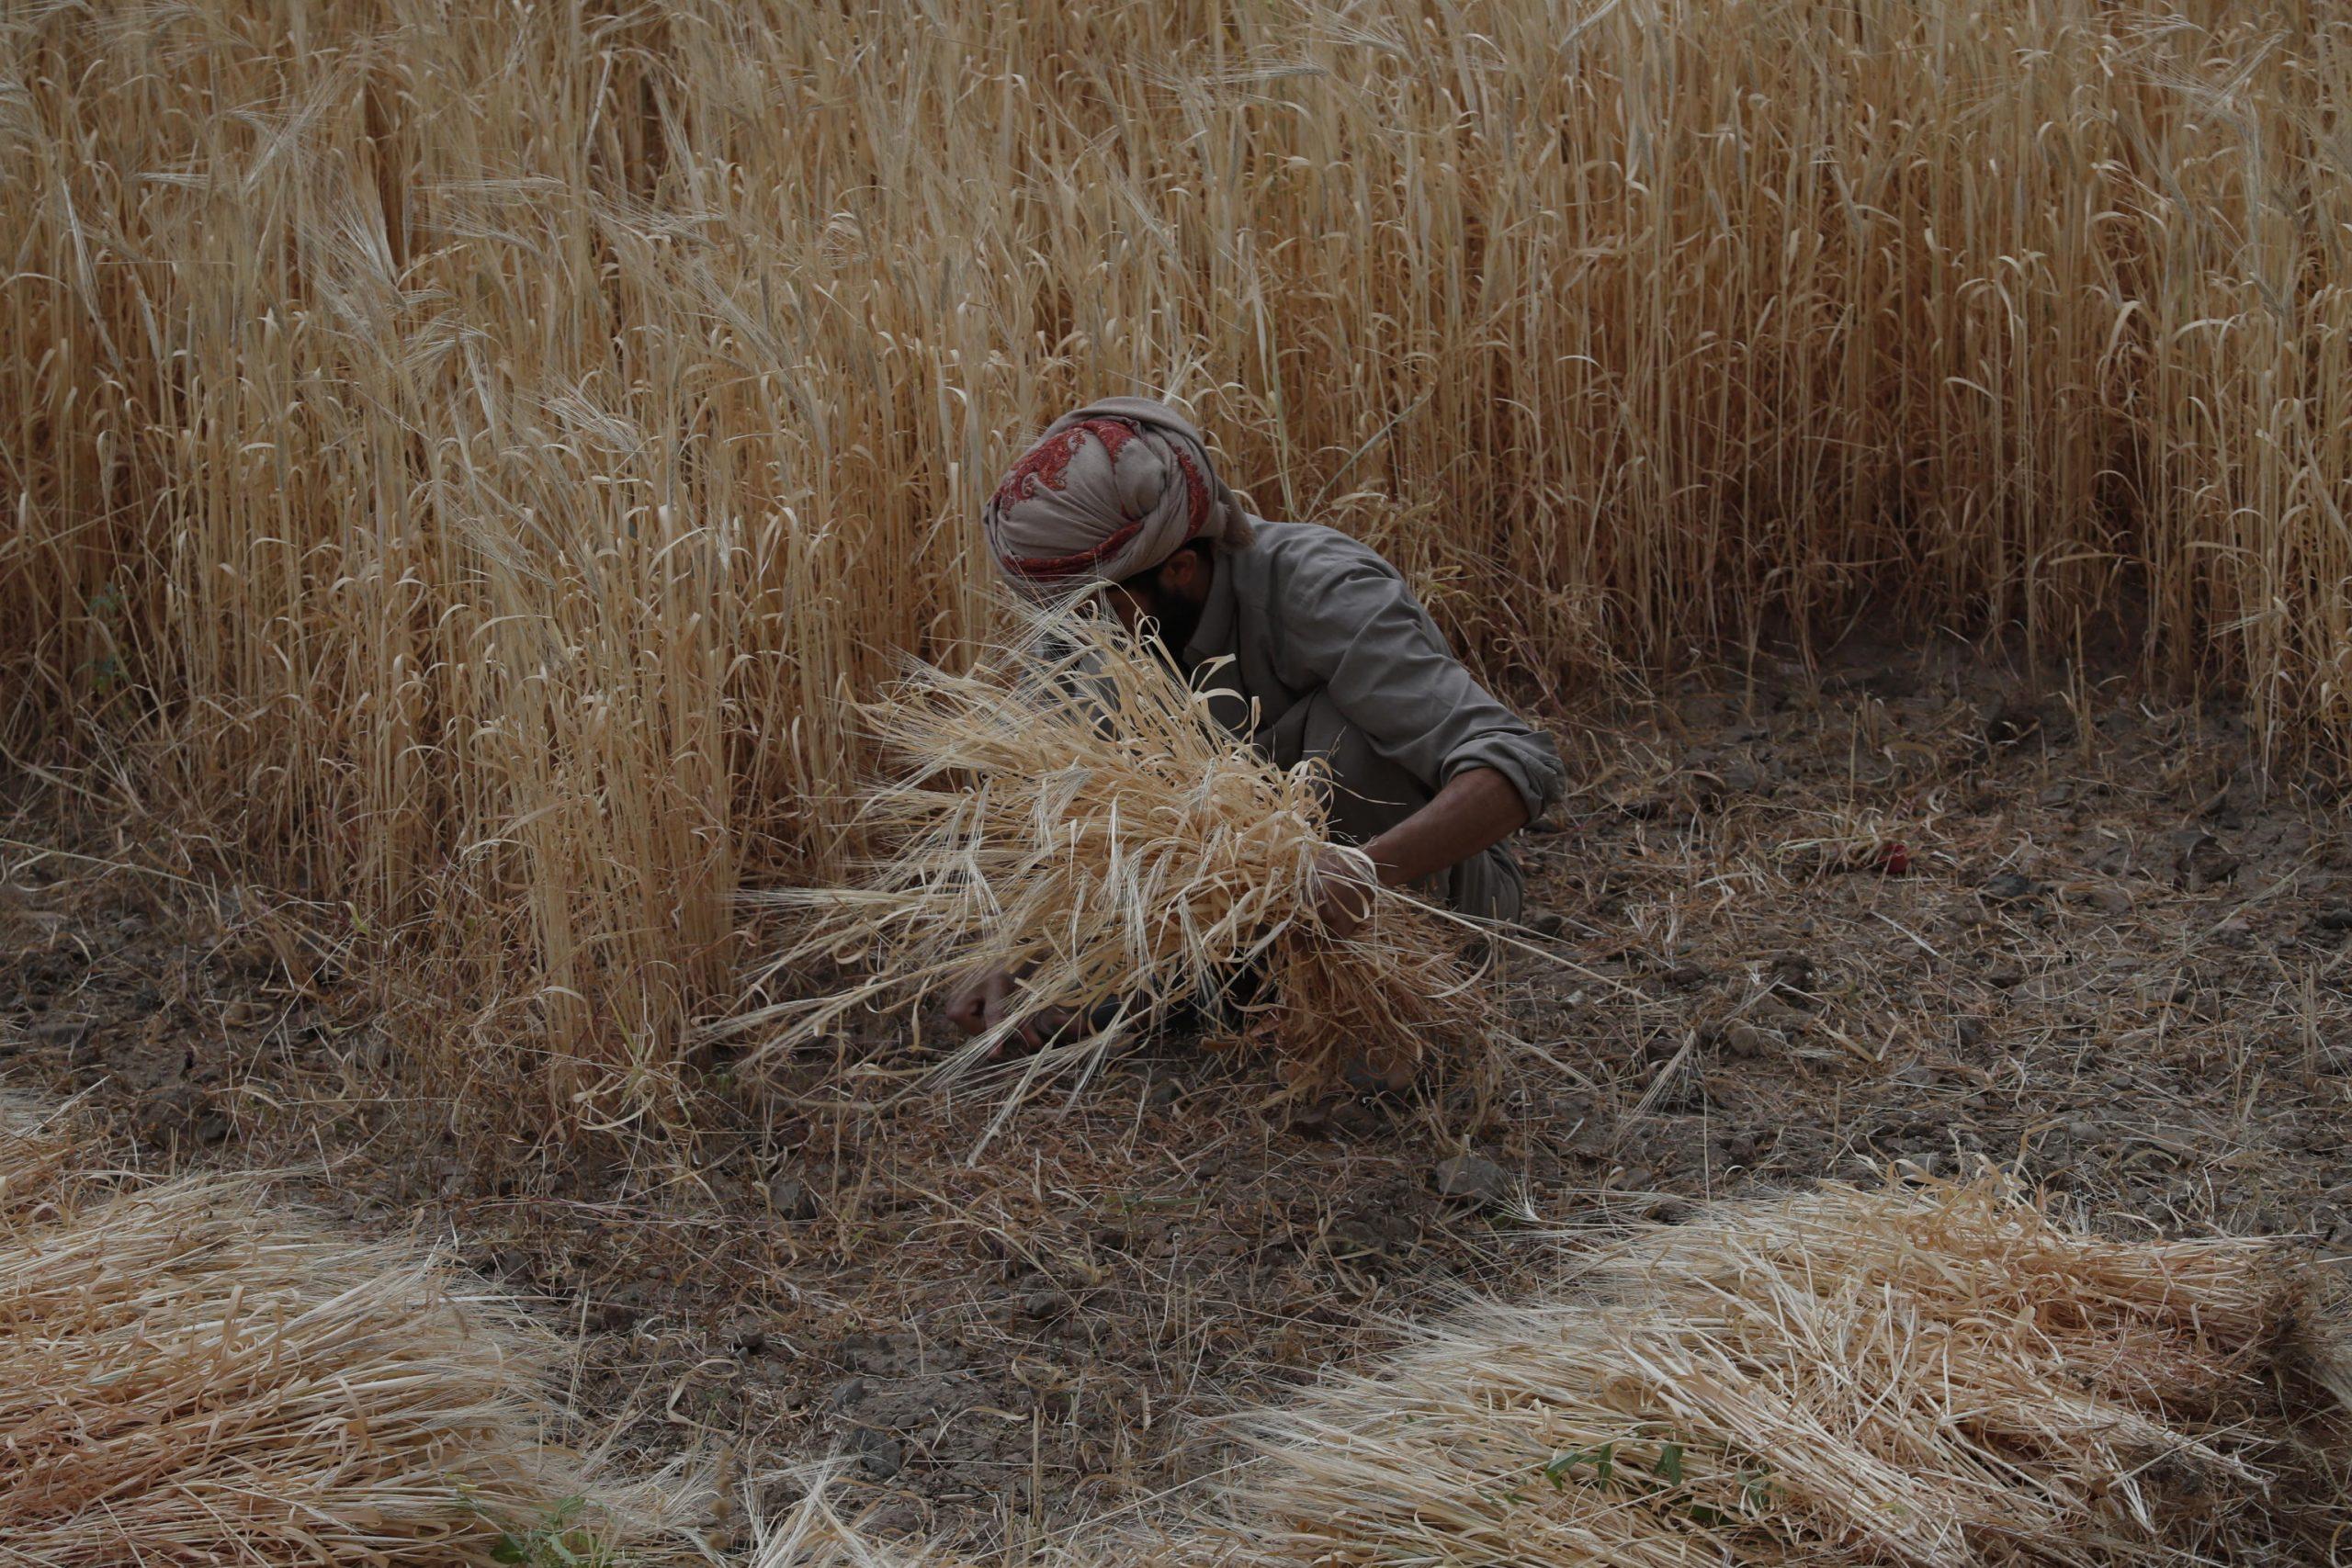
[946,397,1565,1046]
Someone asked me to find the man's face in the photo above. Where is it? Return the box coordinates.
[1102,554,1206,659]
[1102,581,1155,639]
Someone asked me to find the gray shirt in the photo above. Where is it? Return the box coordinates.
[1180,520,1564,918]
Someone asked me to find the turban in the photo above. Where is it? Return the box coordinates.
[982,397,1255,596]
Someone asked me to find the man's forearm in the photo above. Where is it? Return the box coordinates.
[1363,766,1531,888]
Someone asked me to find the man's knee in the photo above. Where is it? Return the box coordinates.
[1448,843,1525,923]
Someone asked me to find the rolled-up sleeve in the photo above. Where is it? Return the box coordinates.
[1272,547,1566,821]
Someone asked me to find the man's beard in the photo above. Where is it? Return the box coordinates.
[1135,588,1204,669]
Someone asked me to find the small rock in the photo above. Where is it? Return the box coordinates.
[1432,1153,1512,1207]
[850,1427,903,1481]
[827,1377,868,1412]
[1979,873,2040,903]
[768,1176,819,1221]
[1717,1021,1781,1059]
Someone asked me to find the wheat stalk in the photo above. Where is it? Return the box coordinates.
[727,604,1501,1128]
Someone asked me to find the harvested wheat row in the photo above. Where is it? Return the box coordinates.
[726,606,1500,1116]
[0,1106,676,1565]
[734,1179,2347,1568]
[1222,1174,2347,1566]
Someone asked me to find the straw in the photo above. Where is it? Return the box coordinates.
[0,1105,683,1564]
[726,604,1501,1112]
[1223,1172,2346,1567]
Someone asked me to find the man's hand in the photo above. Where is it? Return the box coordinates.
[942,965,1070,1053]
[1310,768,1532,939]
[1309,846,1378,939]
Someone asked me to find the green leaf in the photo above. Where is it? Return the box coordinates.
[1657,1441,1685,1486]
[491,1538,529,1565]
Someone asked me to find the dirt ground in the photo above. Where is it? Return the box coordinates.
[6,631,2349,1554]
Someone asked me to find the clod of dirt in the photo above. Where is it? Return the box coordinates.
[1717,760,1763,795]
[1746,993,1811,1029]
[1981,695,2044,749]
[1290,1094,1381,1140]
[1980,873,2041,903]
[850,1427,904,1480]
[836,1371,982,1434]
[1718,1021,1784,1059]
[591,1280,650,1333]
[768,1175,819,1221]
[29,1018,90,1051]
[1432,1153,1511,1207]
[133,1081,200,1147]
[2081,882,2132,915]
[1022,1289,1071,1321]
[2172,830,2240,892]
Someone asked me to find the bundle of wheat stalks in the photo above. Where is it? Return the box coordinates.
[1226,1174,2347,1566]
[0,1106,670,1564]
[731,607,1498,1100]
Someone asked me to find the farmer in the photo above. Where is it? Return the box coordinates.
[946,397,1566,1045]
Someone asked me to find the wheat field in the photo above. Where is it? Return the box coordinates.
[5,0,2348,1143]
